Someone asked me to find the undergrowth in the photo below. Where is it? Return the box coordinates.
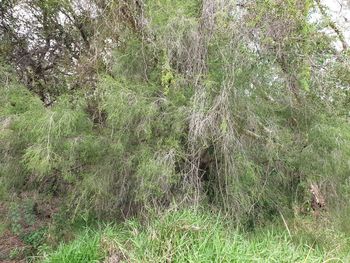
[38,209,349,263]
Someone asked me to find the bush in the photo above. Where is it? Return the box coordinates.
[1,0,350,232]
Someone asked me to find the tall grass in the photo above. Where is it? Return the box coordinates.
[39,209,347,263]
[41,231,104,263]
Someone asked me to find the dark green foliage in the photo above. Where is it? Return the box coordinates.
[23,227,47,250]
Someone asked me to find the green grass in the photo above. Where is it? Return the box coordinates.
[39,209,348,263]
[41,230,105,263]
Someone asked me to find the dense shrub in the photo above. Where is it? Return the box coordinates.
[0,1,350,232]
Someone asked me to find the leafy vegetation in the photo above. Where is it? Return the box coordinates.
[0,0,349,261]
